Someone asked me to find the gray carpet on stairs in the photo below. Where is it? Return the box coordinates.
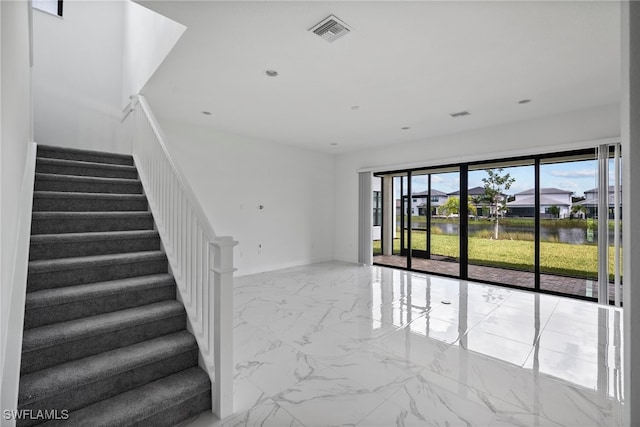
[29,230,161,260]
[35,173,144,194]
[31,211,155,234]
[17,145,212,426]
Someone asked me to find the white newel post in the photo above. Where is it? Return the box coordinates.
[210,236,238,419]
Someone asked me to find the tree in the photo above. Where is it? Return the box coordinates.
[439,196,477,217]
[571,204,587,219]
[470,195,488,218]
[548,205,560,218]
[482,168,515,239]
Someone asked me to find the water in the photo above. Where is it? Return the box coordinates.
[404,222,616,245]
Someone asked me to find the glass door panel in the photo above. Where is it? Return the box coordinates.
[372,174,407,269]
[405,168,460,277]
[372,176,382,256]
[468,162,535,288]
[539,153,599,298]
[410,174,429,255]
[609,150,623,306]
[393,175,408,268]
[427,170,460,276]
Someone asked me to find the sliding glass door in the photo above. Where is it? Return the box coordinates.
[372,145,622,304]
[397,169,460,276]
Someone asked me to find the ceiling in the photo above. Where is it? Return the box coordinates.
[138,1,620,154]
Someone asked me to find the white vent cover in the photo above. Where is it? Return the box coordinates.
[309,15,351,43]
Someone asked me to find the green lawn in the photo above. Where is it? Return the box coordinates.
[373,231,621,280]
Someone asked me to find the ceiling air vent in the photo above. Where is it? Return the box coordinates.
[310,15,351,43]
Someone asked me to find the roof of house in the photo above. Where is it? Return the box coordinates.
[507,195,571,207]
[574,195,620,207]
[448,186,488,196]
[583,185,620,194]
[515,187,573,196]
[409,189,448,197]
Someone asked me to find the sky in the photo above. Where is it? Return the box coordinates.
[393,158,618,198]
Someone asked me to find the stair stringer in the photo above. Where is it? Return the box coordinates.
[1,142,37,425]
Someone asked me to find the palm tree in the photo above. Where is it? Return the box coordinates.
[572,204,587,219]
[439,196,478,217]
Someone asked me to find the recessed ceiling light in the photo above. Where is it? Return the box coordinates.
[450,111,471,118]
[518,99,532,104]
[401,127,410,130]
[201,111,212,116]
[351,106,360,110]
[265,70,278,77]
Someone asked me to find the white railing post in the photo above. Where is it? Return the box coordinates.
[210,237,238,419]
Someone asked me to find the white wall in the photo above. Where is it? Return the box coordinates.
[334,103,620,263]
[122,1,184,108]
[0,0,32,416]
[32,1,127,153]
[157,119,335,276]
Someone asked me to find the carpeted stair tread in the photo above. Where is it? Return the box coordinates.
[30,230,158,245]
[19,331,197,406]
[32,193,147,213]
[35,157,138,179]
[37,145,134,166]
[29,230,161,261]
[43,367,211,427]
[33,191,146,201]
[36,157,136,173]
[35,173,140,185]
[28,251,166,274]
[27,251,168,291]
[33,191,148,212]
[31,211,152,219]
[34,173,142,194]
[26,274,174,309]
[21,300,184,353]
[24,274,176,329]
[31,211,155,234]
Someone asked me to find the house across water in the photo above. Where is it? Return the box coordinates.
[507,187,573,218]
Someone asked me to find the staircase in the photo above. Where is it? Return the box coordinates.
[17,145,211,426]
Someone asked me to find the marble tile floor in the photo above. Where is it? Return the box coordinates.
[186,261,624,427]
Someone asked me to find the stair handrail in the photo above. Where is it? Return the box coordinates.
[129,94,236,419]
[134,95,217,241]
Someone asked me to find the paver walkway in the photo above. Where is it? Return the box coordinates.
[373,254,620,303]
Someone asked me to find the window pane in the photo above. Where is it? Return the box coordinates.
[539,154,599,298]
[33,0,61,16]
[372,191,382,227]
[468,163,535,288]
[428,170,460,276]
